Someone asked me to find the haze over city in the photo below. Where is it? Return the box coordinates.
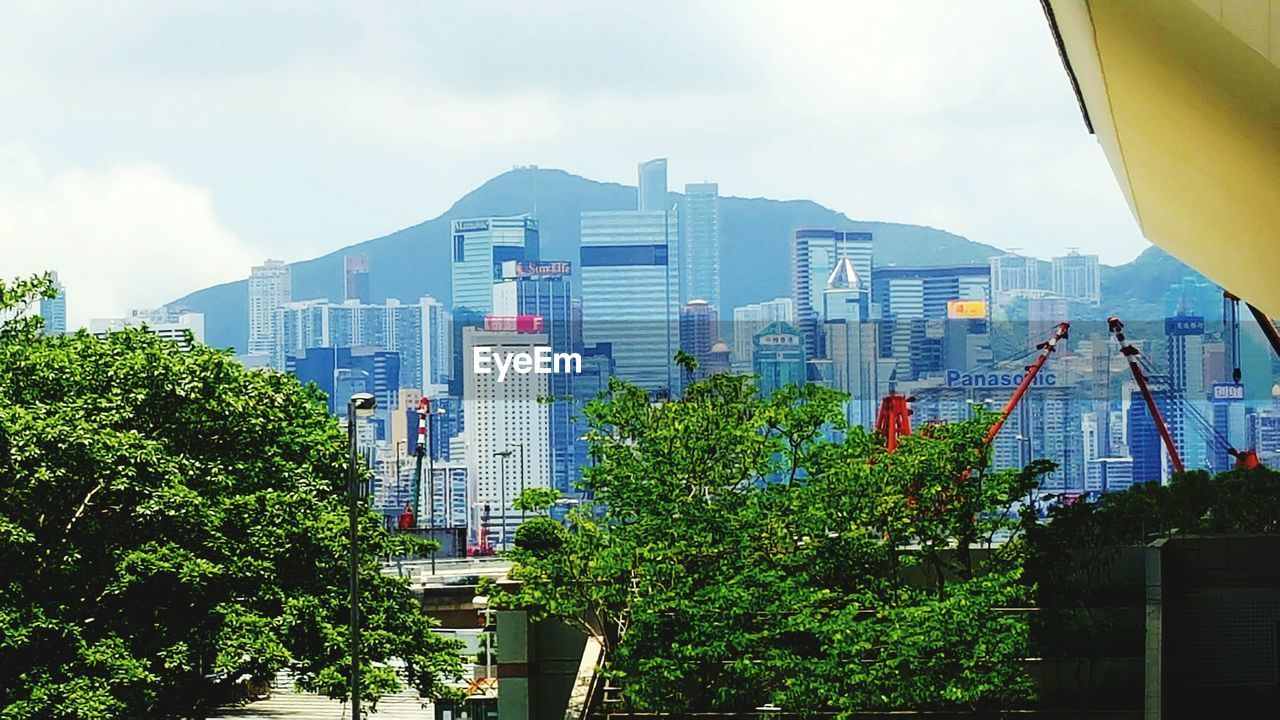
[0,0,1148,328]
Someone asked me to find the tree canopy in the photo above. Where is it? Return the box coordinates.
[0,274,461,719]
[495,370,1047,715]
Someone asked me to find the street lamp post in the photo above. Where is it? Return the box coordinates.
[493,449,513,549]
[512,442,526,521]
[394,440,406,529]
[346,393,377,720]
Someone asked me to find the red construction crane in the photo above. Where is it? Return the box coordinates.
[874,322,1070,457]
[1107,316,1185,474]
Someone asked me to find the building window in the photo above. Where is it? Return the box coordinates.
[454,234,465,262]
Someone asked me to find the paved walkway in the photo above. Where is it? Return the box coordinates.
[209,673,435,719]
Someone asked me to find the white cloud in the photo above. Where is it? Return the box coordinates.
[0,144,261,330]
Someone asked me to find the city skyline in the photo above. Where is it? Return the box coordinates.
[2,1,1152,329]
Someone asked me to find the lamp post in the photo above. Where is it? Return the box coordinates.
[346,392,377,720]
[493,449,513,549]
[394,439,406,529]
[511,442,526,522]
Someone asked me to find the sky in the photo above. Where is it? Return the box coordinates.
[0,0,1150,329]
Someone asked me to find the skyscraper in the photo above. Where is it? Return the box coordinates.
[823,258,879,427]
[1051,250,1101,305]
[1166,312,1208,471]
[731,297,794,372]
[679,299,718,370]
[1129,379,1177,485]
[90,309,205,347]
[682,183,720,312]
[872,265,990,381]
[637,158,668,212]
[461,328,552,545]
[248,260,291,367]
[39,272,66,335]
[450,216,540,317]
[580,209,679,392]
[344,253,371,304]
[752,321,806,397]
[792,229,873,358]
[493,260,576,494]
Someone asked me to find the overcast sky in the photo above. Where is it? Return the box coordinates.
[0,0,1149,328]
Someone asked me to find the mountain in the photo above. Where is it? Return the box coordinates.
[170,168,1000,352]
[170,167,1213,353]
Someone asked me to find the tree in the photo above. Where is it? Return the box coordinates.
[0,275,462,719]
[493,368,1043,715]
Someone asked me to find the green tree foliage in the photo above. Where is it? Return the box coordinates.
[0,275,461,719]
[493,370,1047,715]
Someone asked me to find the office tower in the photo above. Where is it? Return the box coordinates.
[792,229,873,358]
[89,309,206,347]
[989,253,1041,298]
[286,346,400,421]
[823,258,879,427]
[248,260,291,367]
[752,321,806,397]
[492,260,576,495]
[679,299,718,368]
[1165,275,1221,323]
[39,272,67,335]
[1051,250,1101,305]
[682,183,721,312]
[1166,312,1208,471]
[580,209,679,392]
[1128,380,1177,485]
[637,158,668,212]
[461,328,552,545]
[732,298,794,372]
[451,216,540,317]
[1086,457,1135,494]
[1082,412,1101,466]
[344,253,371,304]
[872,265,990,381]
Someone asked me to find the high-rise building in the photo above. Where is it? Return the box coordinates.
[1166,312,1208,471]
[682,183,720,312]
[451,216,540,317]
[580,210,679,392]
[792,229,873,358]
[1086,457,1135,494]
[1051,250,1101,305]
[286,346,401,422]
[823,257,879,427]
[492,260,576,495]
[90,309,205,347]
[872,265,990,381]
[1128,380,1177,485]
[344,253,371,304]
[40,272,67,335]
[461,328,552,545]
[989,254,1042,300]
[248,260,291,367]
[732,298,794,372]
[752,321,806,397]
[277,296,449,394]
[637,158,668,212]
[679,299,719,369]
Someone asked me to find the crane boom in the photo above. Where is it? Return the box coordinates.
[983,322,1070,448]
[1107,316,1185,474]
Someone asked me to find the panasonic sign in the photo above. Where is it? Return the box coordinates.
[945,369,1057,388]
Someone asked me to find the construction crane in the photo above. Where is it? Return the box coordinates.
[874,322,1070,457]
[411,397,429,528]
[1107,317,1185,474]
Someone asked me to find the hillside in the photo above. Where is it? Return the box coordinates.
[170,167,1206,353]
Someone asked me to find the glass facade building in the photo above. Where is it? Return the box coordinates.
[450,216,539,316]
[580,210,680,392]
